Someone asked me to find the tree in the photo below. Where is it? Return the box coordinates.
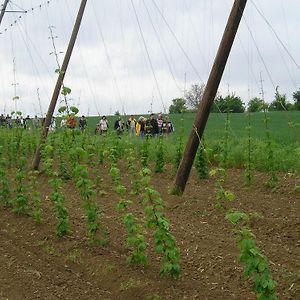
[169,98,187,114]
[247,97,264,112]
[269,86,287,111]
[293,89,300,111]
[185,83,205,110]
[212,93,245,113]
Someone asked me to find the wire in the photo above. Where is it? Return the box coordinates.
[250,0,300,71]
[142,0,182,93]
[130,0,166,113]
[152,0,203,82]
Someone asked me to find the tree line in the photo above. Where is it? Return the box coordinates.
[169,84,300,113]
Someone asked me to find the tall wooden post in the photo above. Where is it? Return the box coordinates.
[32,0,88,170]
[173,0,247,194]
[0,0,9,26]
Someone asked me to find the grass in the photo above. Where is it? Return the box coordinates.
[85,111,300,144]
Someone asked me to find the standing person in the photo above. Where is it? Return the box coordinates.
[15,116,21,128]
[49,117,56,131]
[136,116,146,139]
[79,115,87,132]
[24,115,30,129]
[127,115,136,136]
[99,116,108,134]
[0,114,5,127]
[66,114,77,129]
[32,115,40,129]
[149,113,159,137]
[157,113,163,135]
[6,114,12,129]
[114,116,124,135]
[163,115,174,135]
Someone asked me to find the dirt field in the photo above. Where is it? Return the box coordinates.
[0,166,299,300]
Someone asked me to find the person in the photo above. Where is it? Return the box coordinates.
[114,116,124,135]
[32,115,40,129]
[49,117,56,131]
[24,115,30,129]
[0,114,5,127]
[99,116,108,134]
[66,114,77,129]
[149,113,159,137]
[163,115,174,134]
[60,118,67,128]
[136,116,146,139]
[157,113,163,135]
[95,124,101,135]
[15,116,21,128]
[127,115,136,136]
[6,114,12,129]
[79,115,87,132]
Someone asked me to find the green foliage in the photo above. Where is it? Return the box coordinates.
[173,119,184,172]
[247,97,265,112]
[169,98,187,114]
[155,137,165,173]
[49,178,70,237]
[140,139,149,168]
[237,228,278,300]
[195,140,209,179]
[123,213,148,265]
[210,168,235,208]
[269,86,288,111]
[245,113,253,186]
[28,171,42,224]
[213,93,245,113]
[226,210,249,225]
[141,169,181,279]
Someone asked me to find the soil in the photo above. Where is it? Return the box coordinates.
[0,165,299,300]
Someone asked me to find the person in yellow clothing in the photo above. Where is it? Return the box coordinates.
[136,116,145,139]
[127,115,136,136]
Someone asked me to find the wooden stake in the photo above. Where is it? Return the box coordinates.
[32,0,88,170]
[173,0,248,194]
[0,0,9,26]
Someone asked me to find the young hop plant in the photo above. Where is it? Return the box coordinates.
[195,139,209,179]
[140,168,181,279]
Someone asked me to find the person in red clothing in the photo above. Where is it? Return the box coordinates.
[66,115,77,129]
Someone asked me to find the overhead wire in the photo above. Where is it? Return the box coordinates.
[91,0,126,116]
[142,0,182,93]
[130,0,166,113]
[151,0,203,83]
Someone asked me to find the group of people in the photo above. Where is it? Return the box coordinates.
[112,113,174,138]
[0,114,40,129]
[0,112,174,138]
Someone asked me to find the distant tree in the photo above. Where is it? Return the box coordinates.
[247,97,264,112]
[185,83,205,110]
[212,93,245,113]
[115,110,120,116]
[169,98,187,114]
[269,86,288,111]
[293,89,300,111]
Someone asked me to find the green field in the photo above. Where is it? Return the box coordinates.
[81,111,300,173]
[86,111,300,144]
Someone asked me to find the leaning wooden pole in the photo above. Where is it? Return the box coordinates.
[32,0,88,170]
[0,0,9,26]
[173,0,247,194]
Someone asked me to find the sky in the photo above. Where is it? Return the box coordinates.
[0,0,299,117]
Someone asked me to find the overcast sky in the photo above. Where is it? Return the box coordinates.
[0,0,299,116]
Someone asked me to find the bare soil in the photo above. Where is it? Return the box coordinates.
[0,166,299,300]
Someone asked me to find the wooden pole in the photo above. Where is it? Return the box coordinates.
[0,0,9,26]
[173,0,247,195]
[32,0,88,170]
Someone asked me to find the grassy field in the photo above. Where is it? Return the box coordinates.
[80,111,300,173]
[86,111,300,144]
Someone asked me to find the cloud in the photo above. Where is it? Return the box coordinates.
[0,0,299,117]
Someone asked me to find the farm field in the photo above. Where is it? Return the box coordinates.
[0,111,299,299]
